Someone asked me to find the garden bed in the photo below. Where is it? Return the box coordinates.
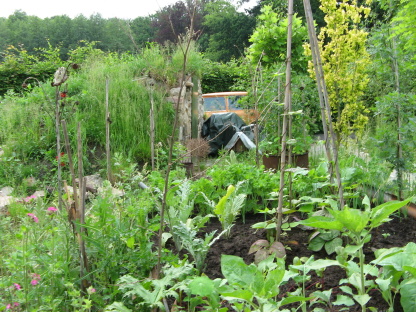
[198,212,416,311]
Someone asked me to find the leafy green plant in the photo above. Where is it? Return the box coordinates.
[308,229,343,256]
[205,182,247,238]
[298,196,412,311]
[251,205,296,242]
[208,161,279,213]
[191,177,218,214]
[184,276,226,312]
[219,254,308,311]
[166,180,196,251]
[113,261,194,310]
[371,242,416,312]
[289,256,341,312]
[172,216,227,272]
[369,92,416,198]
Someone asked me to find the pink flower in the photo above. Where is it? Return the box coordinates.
[47,207,58,212]
[13,303,19,307]
[24,194,37,203]
[27,213,39,223]
[32,273,41,280]
[31,279,39,286]
[87,286,96,295]
[13,283,21,290]
[6,304,11,309]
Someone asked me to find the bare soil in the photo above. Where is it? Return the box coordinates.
[200,212,416,311]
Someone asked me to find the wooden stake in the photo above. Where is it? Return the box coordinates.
[79,176,89,292]
[276,0,294,242]
[55,87,63,212]
[105,79,113,184]
[61,120,80,227]
[76,124,89,292]
[149,82,155,171]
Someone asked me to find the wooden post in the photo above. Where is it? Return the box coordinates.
[61,120,79,226]
[149,82,156,171]
[105,79,113,183]
[79,176,89,292]
[276,0,294,242]
[76,124,89,292]
[191,76,199,139]
[77,123,84,199]
[55,88,63,211]
[392,36,403,201]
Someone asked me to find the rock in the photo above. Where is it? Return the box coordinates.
[97,186,125,198]
[30,191,45,198]
[0,196,16,215]
[75,174,103,193]
[0,186,14,196]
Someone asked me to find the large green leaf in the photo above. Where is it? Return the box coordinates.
[331,207,369,233]
[333,295,355,306]
[214,185,235,216]
[104,302,133,312]
[308,236,325,252]
[298,216,344,231]
[370,198,411,228]
[400,279,416,312]
[372,242,416,271]
[353,294,371,307]
[221,255,263,293]
[189,276,215,297]
[279,295,311,306]
[325,237,343,255]
[262,267,285,298]
[221,289,253,302]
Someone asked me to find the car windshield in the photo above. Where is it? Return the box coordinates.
[228,96,242,109]
[204,97,226,111]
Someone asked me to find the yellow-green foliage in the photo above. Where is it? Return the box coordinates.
[304,0,372,139]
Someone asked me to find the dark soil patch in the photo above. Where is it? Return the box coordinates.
[199,212,416,311]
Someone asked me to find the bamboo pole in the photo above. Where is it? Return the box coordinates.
[55,88,63,211]
[61,120,79,227]
[303,0,344,207]
[191,76,199,139]
[302,0,333,177]
[149,82,156,171]
[276,0,294,242]
[79,176,89,292]
[76,124,89,292]
[392,35,403,201]
[77,123,84,198]
[105,79,113,184]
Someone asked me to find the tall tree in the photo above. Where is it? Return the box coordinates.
[248,5,307,72]
[130,16,156,48]
[152,1,203,44]
[202,0,255,62]
[249,0,325,28]
[391,0,416,58]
